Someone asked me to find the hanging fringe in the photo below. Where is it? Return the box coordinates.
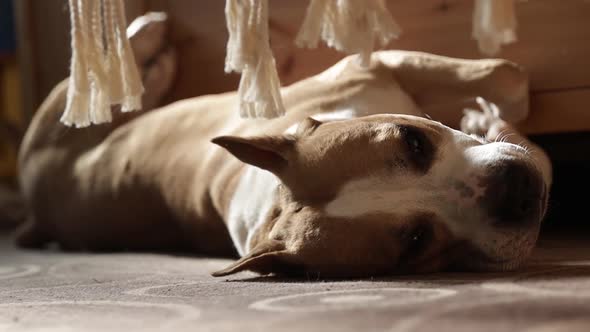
[62,0,144,128]
[224,0,285,119]
[296,0,401,67]
[473,0,517,55]
[113,0,144,112]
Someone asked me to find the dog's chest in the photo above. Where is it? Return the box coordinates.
[226,166,279,256]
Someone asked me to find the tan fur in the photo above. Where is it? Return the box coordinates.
[17,14,550,277]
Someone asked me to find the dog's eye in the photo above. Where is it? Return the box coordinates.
[399,126,434,173]
[401,126,425,155]
[401,222,433,257]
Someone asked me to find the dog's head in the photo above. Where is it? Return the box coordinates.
[212,114,548,277]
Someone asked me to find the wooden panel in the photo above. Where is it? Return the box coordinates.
[13,0,36,120]
[519,89,590,135]
[143,0,239,102]
[16,0,590,135]
[147,0,590,95]
[387,0,590,92]
[29,0,72,115]
[142,0,345,102]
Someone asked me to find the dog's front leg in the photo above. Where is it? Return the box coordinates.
[128,12,177,111]
[376,52,529,128]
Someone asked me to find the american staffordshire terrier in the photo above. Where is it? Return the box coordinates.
[16,14,551,278]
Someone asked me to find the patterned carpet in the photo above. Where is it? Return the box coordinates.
[1,234,589,332]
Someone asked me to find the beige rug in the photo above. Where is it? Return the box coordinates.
[1,234,589,332]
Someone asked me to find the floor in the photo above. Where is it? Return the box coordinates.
[1,234,589,332]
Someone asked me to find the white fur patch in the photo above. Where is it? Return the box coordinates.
[312,109,356,122]
[324,175,441,220]
[284,109,356,135]
[227,166,279,256]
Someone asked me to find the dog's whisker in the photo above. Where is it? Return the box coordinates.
[499,132,516,144]
[493,129,508,143]
[513,140,532,155]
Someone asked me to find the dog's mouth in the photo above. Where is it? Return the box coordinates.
[540,184,549,218]
[454,254,526,272]
[444,240,534,272]
[391,238,527,274]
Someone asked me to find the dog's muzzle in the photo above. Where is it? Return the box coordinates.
[479,160,546,227]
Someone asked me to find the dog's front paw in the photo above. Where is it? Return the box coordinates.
[461,110,492,138]
[128,12,177,110]
[141,47,177,110]
[460,97,507,139]
[129,12,169,66]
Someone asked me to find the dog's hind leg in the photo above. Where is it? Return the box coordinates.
[15,13,177,250]
[374,51,529,128]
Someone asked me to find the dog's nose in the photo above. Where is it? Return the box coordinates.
[480,160,545,226]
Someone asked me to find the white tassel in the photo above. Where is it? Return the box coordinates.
[62,0,144,128]
[62,0,91,127]
[294,0,329,49]
[296,0,401,67]
[473,0,517,55]
[115,0,143,112]
[103,0,125,105]
[224,0,285,119]
[88,0,112,124]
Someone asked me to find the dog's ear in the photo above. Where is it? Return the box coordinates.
[211,240,300,277]
[211,135,295,174]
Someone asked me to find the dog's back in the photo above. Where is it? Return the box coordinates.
[16,49,393,253]
[18,74,239,253]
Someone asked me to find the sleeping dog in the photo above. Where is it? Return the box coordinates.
[16,14,551,277]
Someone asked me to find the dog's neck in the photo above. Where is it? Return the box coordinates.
[225,108,362,256]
